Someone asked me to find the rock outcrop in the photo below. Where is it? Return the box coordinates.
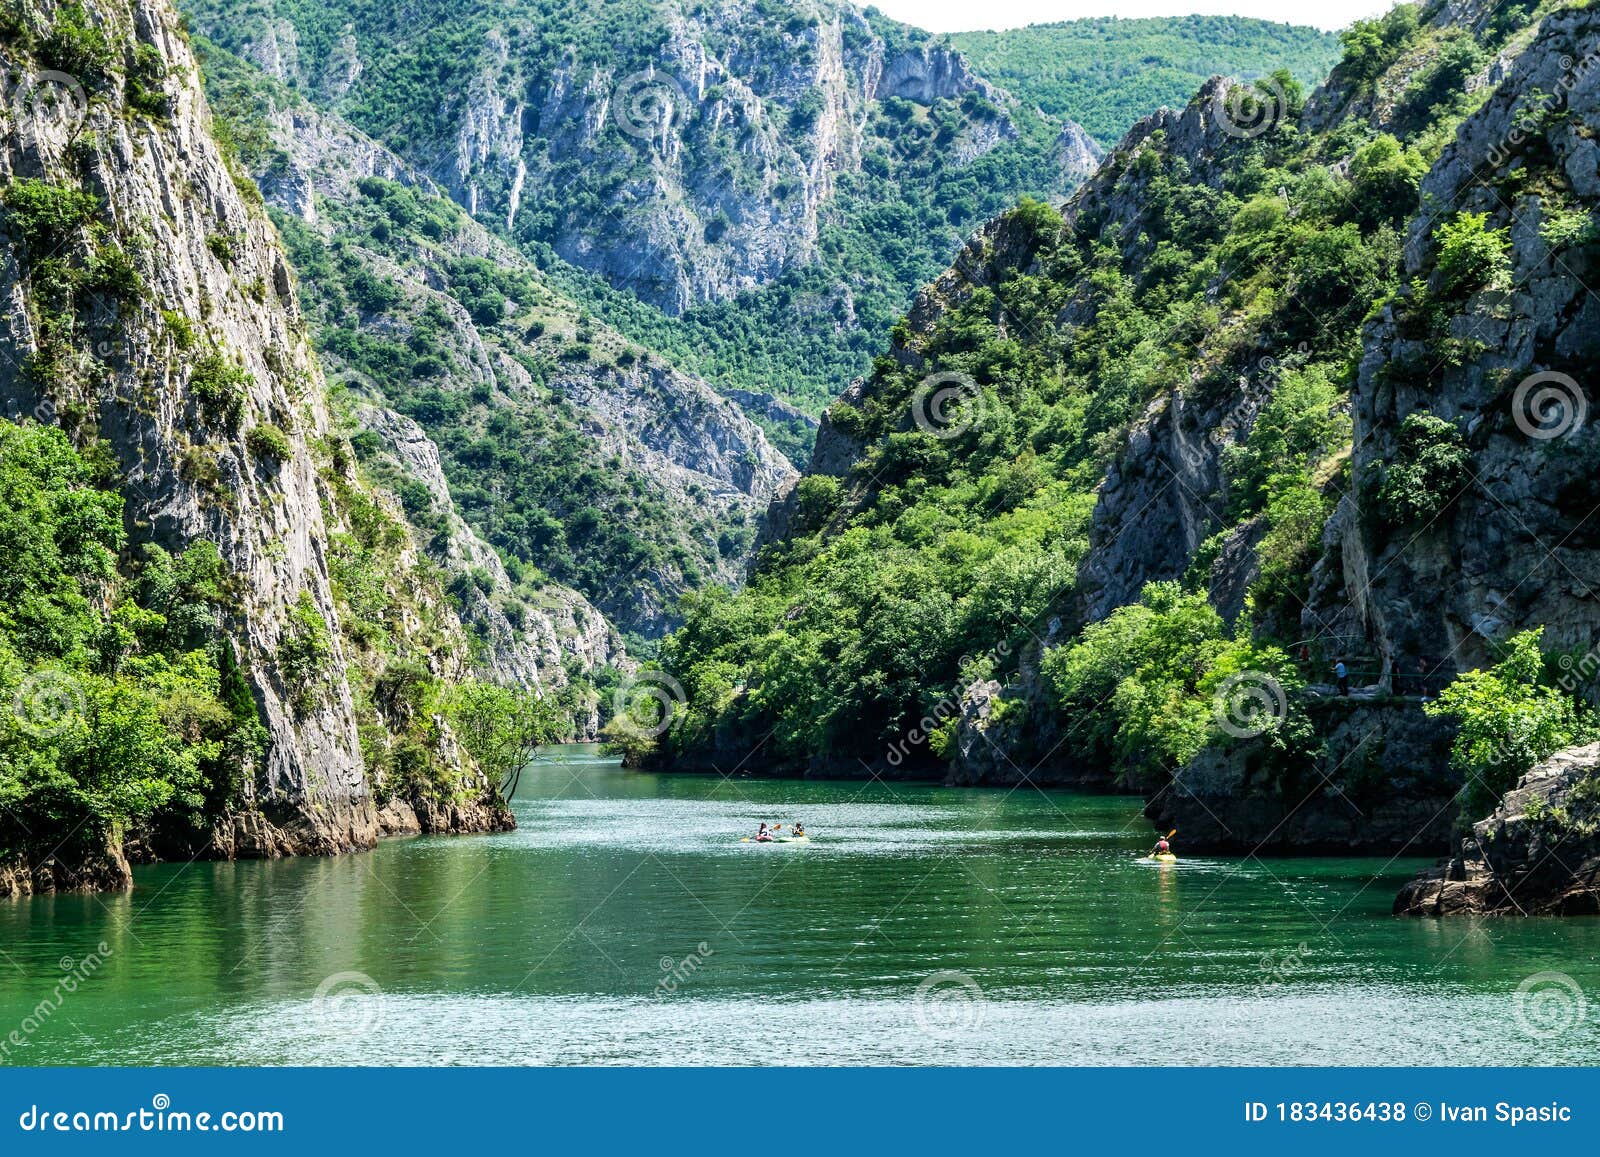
[1396,742,1600,915]
[1051,118,1105,188]
[353,404,624,708]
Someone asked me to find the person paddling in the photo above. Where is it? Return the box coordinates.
[755,823,773,842]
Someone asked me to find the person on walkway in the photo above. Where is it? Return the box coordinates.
[1335,658,1350,697]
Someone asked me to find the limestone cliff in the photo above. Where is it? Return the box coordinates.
[1306,4,1600,682]
[194,44,796,640]
[0,0,506,895]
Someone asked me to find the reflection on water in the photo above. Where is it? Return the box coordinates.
[1,745,1597,1065]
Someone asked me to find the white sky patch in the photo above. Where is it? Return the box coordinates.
[870,0,1398,35]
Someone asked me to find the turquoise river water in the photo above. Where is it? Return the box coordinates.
[1,745,1597,1064]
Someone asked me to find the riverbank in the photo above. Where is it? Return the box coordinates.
[0,793,513,902]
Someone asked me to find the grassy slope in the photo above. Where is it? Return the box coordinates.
[951,16,1343,146]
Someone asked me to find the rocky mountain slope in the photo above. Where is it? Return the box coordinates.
[177,0,1333,416]
[195,40,796,644]
[0,0,511,896]
[649,0,1600,900]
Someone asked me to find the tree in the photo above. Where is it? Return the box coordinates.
[445,681,563,801]
[1425,629,1593,824]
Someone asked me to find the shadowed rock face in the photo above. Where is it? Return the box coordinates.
[1396,743,1600,916]
[1141,699,1459,855]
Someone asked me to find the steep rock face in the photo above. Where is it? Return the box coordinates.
[1396,742,1600,915]
[1306,6,1600,683]
[0,0,504,892]
[1051,118,1105,188]
[1,0,371,850]
[1075,389,1242,627]
[201,53,796,638]
[1050,77,1278,629]
[353,404,623,710]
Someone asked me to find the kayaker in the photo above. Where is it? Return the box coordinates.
[793,822,805,837]
[756,823,773,843]
[1152,837,1171,857]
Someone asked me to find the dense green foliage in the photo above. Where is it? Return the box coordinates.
[1041,582,1306,781]
[1425,629,1594,823]
[951,16,1341,146]
[444,680,564,799]
[0,422,264,863]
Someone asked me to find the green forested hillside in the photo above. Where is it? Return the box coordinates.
[951,16,1342,146]
[650,0,1591,782]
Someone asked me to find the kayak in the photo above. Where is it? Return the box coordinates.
[741,835,811,844]
[1147,852,1178,863]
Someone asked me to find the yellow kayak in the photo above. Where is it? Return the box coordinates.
[1147,852,1177,863]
